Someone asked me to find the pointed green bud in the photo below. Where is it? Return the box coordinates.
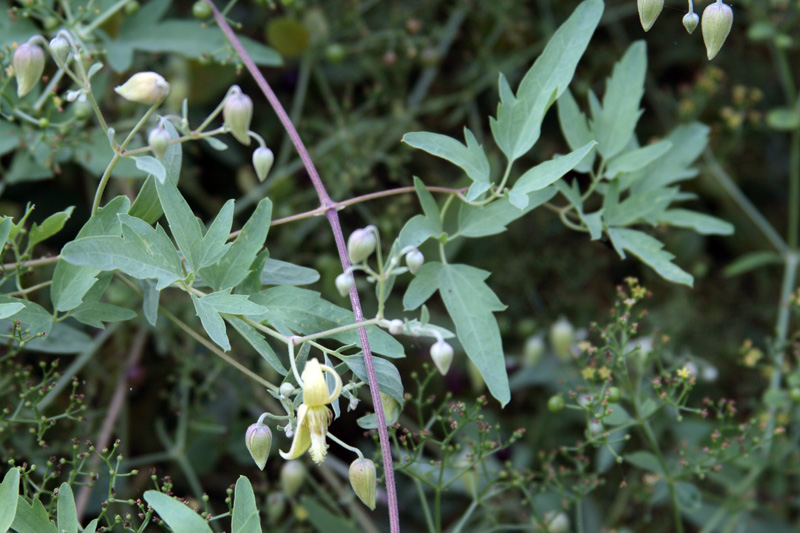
[335,273,353,297]
[223,87,253,145]
[682,12,700,34]
[252,146,274,182]
[544,511,570,533]
[702,1,733,60]
[114,72,170,105]
[347,227,377,264]
[48,35,70,65]
[13,41,46,98]
[279,382,295,398]
[349,458,377,510]
[637,0,663,32]
[280,460,306,498]
[380,392,401,425]
[430,340,454,376]
[245,422,272,470]
[522,335,545,368]
[549,317,574,361]
[148,128,170,160]
[387,319,404,335]
[405,249,424,274]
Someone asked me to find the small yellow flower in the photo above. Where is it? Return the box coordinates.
[280,359,342,464]
[581,367,596,380]
[677,366,691,379]
[597,366,612,380]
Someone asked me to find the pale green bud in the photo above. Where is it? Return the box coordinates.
[522,335,545,368]
[245,422,272,470]
[279,382,295,398]
[114,72,170,105]
[266,492,285,524]
[549,317,574,361]
[347,228,376,264]
[682,12,700,34]
[48,35,70,65]
[280,460,306,498]
[380,392,401,425]
[702,1,733,60]
[430,340,454,376]
[349,458,377,510]
[405,249,424,274]
[148,127,170,160]
[252,146,274,182]
[223,87,253,145]
[335,273,353,297]
[387,319,404,335]
[637,0,663,32]
[13,41,46,98]
[543,511,570,533]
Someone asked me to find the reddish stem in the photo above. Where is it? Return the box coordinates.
[204,2,400,530]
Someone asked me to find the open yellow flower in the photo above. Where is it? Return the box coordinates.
[280,359,342,464]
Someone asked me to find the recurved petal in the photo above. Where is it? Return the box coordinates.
[301,359,330,407]
[279,404,311,460]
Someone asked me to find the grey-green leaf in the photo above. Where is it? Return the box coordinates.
[0,302,24,320]
[604,140,672,180]
[56,483,78,533]
[71,302,138,329]
[0,468,20,533]
[155,178,204,272]
[143,491,213,533]
[344,355,404,404]
[624,451,664,475]
[457,188,557,238]
[261,259,320,286]
[604,188,679,227]
[133,156,166,184]
[607,227,693,286]
[10,496,56,533]
[510,141,595,208]
[657,209,734,235]
[227,316,287,375]
[28,206,74,250]
[232,476,261,533]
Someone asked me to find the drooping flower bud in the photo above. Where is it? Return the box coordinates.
[245,422,272,470]
[280,460,306,498]
[702,1,733,60]
[380,392,401,425]
[543,511,570,533]
[114,72,170,105]
[223,87,253,145]
[522,335,545,368]
[252,146,274,182]
[347,228,377,264]
[637,0,664,32]
[405,249,424,274]
[430,340,454,375]
[387,319,404,335]
[549,317,574,361]
[349,458,377,510]
[335,273,353,297]
[682,11,700,34]
[48,35,70,65]
[279,382,295,398]
[13,41,46,98]
[148,127,170,160]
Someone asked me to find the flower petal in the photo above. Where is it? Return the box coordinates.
[279,404,311,460]
[302,359,330,407]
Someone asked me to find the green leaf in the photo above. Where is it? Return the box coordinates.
[603,188,679,227]
[192,290,268,351]
[556,89,596,173]
[140,279,160,326]
[0,468,20,533]
[24,322,93,355]
[51,196,130,312]
[28,206,74,250]
[300,496,359,533]
[199,198,272,291]
[232,476,261,533]
[134,156,166,184]
[657,209,734,236]
[56,483,78,533]
[510,141,595,208]
[343,355,404,404]
[155,178,204,272]
[71,302,138,329]
[490,0,603,161]
[604,140,672,180]
[554,180,603,240]
[0,217,12,251]
[193,200,234,270]
[396,215,441,250]
[61,215,184,290]
[675,481,702,512]
[250,286,405,359]
[592,41,647,159]
[0,302,24,320]
[403,129,491,201]
[404,263,509,405]
[625,123,709,193]
[414,176,443,232]
[457,188,557,238]
[0,296,53,341]
[261,259,320,286]
[130,121,183,223]
[10,496,56,533]
[83,519,99,533]
[624,451,664,475]
[227,316,287,375]
[143,491,213,533]
[723,251,783,277]
[607,227,693,287]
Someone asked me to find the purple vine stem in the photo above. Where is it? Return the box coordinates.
[204,2,400,530]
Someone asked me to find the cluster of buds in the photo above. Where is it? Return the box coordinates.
[637,0,733,60]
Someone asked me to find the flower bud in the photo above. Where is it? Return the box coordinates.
[549,317,574,361]
[335,273,353,297]
[380,392,401,425]
[279,382,295,398]
[543,511,570,533]
[387,319,404,335]
[223,88,253,145]
[405,249,424,274]
[349,458,376,510]
[13,42,46,98]
[266,492,285,524]
[148,127,170,160]
[252,146,274,182]
[48,35,70,65]
[114,72,170,105]
[682,11,700,34]
[280,460,306,498]
[245,422,272,470]
[522,335,544,368]
[702,1,733,60]
[637,0,663,32]
[347,228,377,264]
[430,340,454,376]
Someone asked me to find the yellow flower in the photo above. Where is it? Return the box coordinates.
[280,359,342,464]
[597,366,612,380]
[677,366,691,379]
[581,367,596,380]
